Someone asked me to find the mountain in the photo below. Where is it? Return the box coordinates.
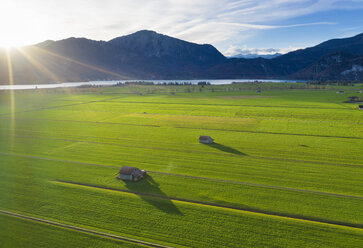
[0,30,227,84]
[207,33,363,79]
[269,33,363,76]
[1,30,363,84]
[107,30,225,78]
[293,52,363,80]
[108,30,225,65]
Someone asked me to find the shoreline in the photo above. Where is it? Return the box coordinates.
[0,79,307,91]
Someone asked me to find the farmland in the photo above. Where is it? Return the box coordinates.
[0,82,363,247]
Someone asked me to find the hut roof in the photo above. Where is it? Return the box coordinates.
[119,166,137,175]
[199,135,212,140]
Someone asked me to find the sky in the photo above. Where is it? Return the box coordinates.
[1,0,363,56]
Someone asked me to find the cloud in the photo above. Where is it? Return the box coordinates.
[0,0,362,49]
[224,45,302,57]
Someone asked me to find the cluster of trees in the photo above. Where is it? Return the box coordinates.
[160,82,193,85]
[307,81,359,86]
[114,81,212,86]
[197,81,211,85]
[124,81,154,85]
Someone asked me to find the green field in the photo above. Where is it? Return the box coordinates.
[0,83,363,247]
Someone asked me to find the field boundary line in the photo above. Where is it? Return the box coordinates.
[174,126,363,140]
[0,96,124,117]
[4,112,361,126]
[106,100,349,110]
[148,171,363,200]
[0,209,174,248]
[0,117,160,128]
[1,151,363,200]
[3,133,363,168]
[0,152,117,168]
[54,180,363,230]
[2,115,361,139]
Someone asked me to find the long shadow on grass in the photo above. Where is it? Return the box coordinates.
[203,143,247,156]
[122,175,183,215]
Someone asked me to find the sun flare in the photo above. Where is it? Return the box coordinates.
[0,25,40,48]
[0,2,47,48]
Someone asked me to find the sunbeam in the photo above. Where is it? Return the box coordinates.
[16,47,76,97]
[29,46,130,80]
[17,47,62,84]
[5,48,15,150]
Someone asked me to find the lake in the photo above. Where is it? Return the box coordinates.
[0,79,305,91]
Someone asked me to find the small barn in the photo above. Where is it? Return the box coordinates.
[359,105,363,110]
[199,135,214,144]
[348,96,359,102]
[118,166,146,181]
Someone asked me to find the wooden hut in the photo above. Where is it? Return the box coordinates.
[348,96,359,102]
[118,166,146,181]
[199,136,214,144]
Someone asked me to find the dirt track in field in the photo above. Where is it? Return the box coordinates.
[0,209,173,248]
[1,150,363,229]
[54,180,363,230]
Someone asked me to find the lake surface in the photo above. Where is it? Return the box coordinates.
[0,79,305,91]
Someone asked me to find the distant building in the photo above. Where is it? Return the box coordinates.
[336,91,344,94]
[359,105,363,110]
[348,96,359,102]
[118,166,146,181]
[199,136,214,144]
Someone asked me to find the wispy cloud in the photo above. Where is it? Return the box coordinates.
[338,25,363,38]
[0,0,362,50]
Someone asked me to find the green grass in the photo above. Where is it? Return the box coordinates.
[0,214,141,248]
[0,84,362,247]
[1,157,363,248]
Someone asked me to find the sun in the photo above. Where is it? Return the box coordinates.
[0,2,45,49]
[0,29,39,49]
[0,41,22,50]
[0,37,35,49]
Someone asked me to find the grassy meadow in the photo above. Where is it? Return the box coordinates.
[0,82,363,247]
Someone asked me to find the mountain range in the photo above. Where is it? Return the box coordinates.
[1,30,363,84]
